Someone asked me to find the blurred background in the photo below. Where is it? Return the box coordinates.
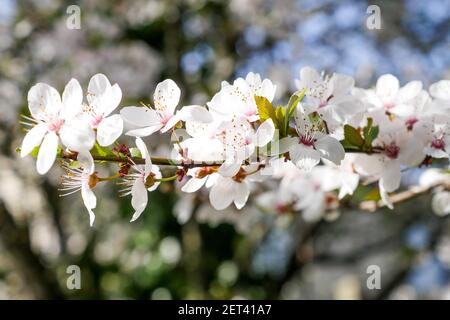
[1,0,450,299]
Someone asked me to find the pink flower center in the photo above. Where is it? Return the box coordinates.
[245,109,256,117]
[405,117,418,130]
[161,115,172,126]
[431,138,445,150]
[91,115,104,128]
[299,134,315,147]
[385,142,400,159]
[384,102,395,110]
[47,119,65,132]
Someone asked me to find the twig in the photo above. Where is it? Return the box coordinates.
[359,180,450,212]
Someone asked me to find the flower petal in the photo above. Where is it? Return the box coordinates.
[81,180,96,226]
[178,105,213,123]
[97,114,123,146]
[120,106,161,127]
[315,135,345,165]
[255,119,275,147]
[60,78,83,120]
[233,182,250,209]
[27,83,62,120]
[429,80,450,100]
[77,151,95,174]
[153,79,180,116]
[20,123,48,157]
[126,125,163,137]
[135,137,152,177]
[181,177,207,193]
[376,74,399,100]
[59,119,95,151]
[289,144,321,171]
[130,180,148,222]
[209,177,234,210]
[396,81,422,103]
[380,160,401,193]
[36,131,58,175]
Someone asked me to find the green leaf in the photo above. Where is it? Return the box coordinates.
[274,105,286,134]
[130,147,142,158]
[255,96,276,123]
[286,88,307,122]
[362,187,381,201]
[344,124,364,148]
[91,143,115,158]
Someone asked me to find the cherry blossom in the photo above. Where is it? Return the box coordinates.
[21,79,95,174]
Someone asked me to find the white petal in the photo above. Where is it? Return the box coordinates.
[399,141,425,167]
[379,160,401,193]
[289,144,321,171]
[87,73,111,107]
[126,125,163,137]
[135,137,152,176]
[77,151,95,174]
[36,131,58,175]
[315,135,345,165]
[233,182,250,209]
[20,123,48,157]
[81,181,96,226]
[218,157,242,177]
[102,83,122,116]
[379,184,394,210]
[178,105,213,123]
[59,119,95,151]
[153,79,181,116]
[429,80,450,100]
[130,180,148,222]
[160,113,182,133]
[60,78,83,120]
[120,106,161,127]
[97,114,123,146]
[396,81,422,103]
[27,83,62,120]
[274,137,297,155]
[298,66,320,90]
[181,177,207,193]
[255,119,275,147]
[376,74,399,99]
[209,177,235,210]
[147,166,161,192]
[260,79,276,102]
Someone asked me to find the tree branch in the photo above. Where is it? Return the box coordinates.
[359,180,450,212]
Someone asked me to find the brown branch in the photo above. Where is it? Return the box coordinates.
[359,180,450,212]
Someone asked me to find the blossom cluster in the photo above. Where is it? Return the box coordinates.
[20,69,450,226]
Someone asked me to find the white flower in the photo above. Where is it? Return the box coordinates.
[207,72,276,122]
[120,138,161,222]
[323,154,360,199]
[21,79,95,174]
[60,151,97,226]
[363,74,423,118]
[280,108,345,171]
[354,130,425,208]
[414,117,450,159]
[84,73,124,146]
[295,66,365,127]
[208,168,255,210]
[217,117,275,177]
[121,79,212,137]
